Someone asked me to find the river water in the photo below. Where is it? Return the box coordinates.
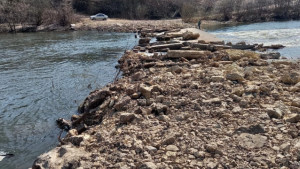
[208,20,300,59]
[0,31,137,169]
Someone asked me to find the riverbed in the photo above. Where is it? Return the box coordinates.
[0,31,137,169]
[208,20,300,59]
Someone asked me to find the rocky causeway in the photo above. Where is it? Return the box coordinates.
[32,26,300,169]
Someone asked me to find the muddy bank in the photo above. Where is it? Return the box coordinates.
[32,28,300,169]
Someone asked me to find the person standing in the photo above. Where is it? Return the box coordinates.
[198,20,201,30]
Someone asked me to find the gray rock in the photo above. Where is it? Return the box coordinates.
[139,162,157,169]
[280,142,291,152]
[193,151,206,159]
[238,133,267,149]
[291,82,300,92]
[140,84,152,99]
[232,87,245,97]
[232,106,242,114]
[284,114,300,123]
[168,65,182,74]
[280,72,300,85]
[68,136,84,146]
[132,72,146,81]
[203,98,222,104]
[267,108,283,119]
[150,103,168,115]
[291,98,300,108]
[114,96,131,111]
[146,146,157,153]
[226,72,244,82]
[206,161,219,169]
[205,144,223,155]
[120,112,135,124]
[166,145,179,152]
[210,76,224,82]
[161,135,176,146]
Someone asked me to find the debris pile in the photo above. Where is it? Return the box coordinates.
[33,29,300,169]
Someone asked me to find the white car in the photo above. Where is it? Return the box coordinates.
[90,13,108,20]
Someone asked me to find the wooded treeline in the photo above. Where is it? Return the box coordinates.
[200,0,300,22]
[73,0,182,19]
[0,0,77,32]
[1,0,300,33]
[72,0,300,22]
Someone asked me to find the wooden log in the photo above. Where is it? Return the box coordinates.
[191,43,209,50]
[166,50,211,60]
[182,32,200,40]
[156,36,171,41]
[191,44,231,51]
[166,32,184,38]
[139,38,151,45]
[263,44,285,49]
[150,43,183,50]
[213,45,232,50]
[232,44,255,50]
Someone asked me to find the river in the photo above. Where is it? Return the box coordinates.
[0,31,137,169]
[208,20,300,59]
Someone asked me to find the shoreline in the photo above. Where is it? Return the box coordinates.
[31,26,300,168]
[1,17,299,34]
[0,18,193,34]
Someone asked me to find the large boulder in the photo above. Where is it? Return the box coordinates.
[32,145,90,169]
[224,64,245,83]
[291,82,300,92]
[284,114,300,123]
[280,72,300,85]
[114,96,131,111]
[291,98,300,108]
[119,112,135,124]
[237,133,267,149]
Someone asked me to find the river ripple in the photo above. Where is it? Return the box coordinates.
[0,31,137,169]
[209,20,300,59]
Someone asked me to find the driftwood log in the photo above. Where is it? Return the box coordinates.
[166,50,211,60]
[149,43,183,51]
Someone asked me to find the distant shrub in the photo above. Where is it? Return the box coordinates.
[181,4,198,23]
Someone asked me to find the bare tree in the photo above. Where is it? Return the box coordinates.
[214,0,235,21]
[181,3,198,22]
[0,1,4,24]
[0,0,30,32]
[201,0,215,14]
[28,0,51,26]
[294,0,300,18]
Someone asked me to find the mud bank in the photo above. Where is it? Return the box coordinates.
[32,28,300,169]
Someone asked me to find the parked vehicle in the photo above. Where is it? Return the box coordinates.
[90,13,108,20]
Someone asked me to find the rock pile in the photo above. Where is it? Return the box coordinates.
[33,29,300,169]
